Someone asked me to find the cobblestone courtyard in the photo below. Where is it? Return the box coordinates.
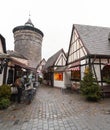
[0,85,110,130]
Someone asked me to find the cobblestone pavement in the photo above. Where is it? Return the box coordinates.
[0,85,110,130]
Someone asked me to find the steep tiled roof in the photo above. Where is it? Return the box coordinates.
[74,24,110,56]
[7,50,28,59]
[44,48,65,69]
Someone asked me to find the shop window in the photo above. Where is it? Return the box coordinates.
[71,70,80,81]
[7,68,14,84]
[102,65,110,81]
[54,72,63,81]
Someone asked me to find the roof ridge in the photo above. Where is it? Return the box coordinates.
[74,23,110,29]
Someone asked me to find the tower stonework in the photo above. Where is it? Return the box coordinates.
[13,19,44,68]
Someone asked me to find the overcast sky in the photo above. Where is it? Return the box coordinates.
[0,0,110,60]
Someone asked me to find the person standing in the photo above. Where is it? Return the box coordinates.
[15,77,22,103]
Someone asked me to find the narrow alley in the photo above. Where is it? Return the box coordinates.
[0,85,110,130]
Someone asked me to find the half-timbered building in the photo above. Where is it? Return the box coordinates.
[36,58,46,81]
[0,34,8,85]
[67,24,110,88]
[43,48,67,88]
[6,50,29,85]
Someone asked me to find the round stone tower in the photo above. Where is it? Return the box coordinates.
[13,18,44,68]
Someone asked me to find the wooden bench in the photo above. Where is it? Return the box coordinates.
[101,85,110,98]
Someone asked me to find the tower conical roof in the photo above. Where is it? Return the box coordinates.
[25,18,34,27]
[13,18,44,37]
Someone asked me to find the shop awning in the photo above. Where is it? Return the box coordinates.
[104,63,110,66]
[0,53,10,58]
[9,57,36,72]
[66,61,80,71]
[66,66,80,71]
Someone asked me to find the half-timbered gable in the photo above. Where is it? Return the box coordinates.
[36,58,46,73]
[67,24,110,88]
[68,28,87,64]
[36,58,46,81]
[54,50,66,67]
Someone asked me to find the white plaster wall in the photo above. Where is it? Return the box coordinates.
[54,80,65,88]
[0,39,3,53]
[54,71,72,88]
[80,59,86,80]
[93,59,109,82]
[0,39,5,85]
[93,64,101,81]
[64,71,71,85]
[0,69,4,86]
[80,58,109,82]
[54,72,65,88]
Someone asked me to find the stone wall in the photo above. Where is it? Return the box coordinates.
[13,29,43,68]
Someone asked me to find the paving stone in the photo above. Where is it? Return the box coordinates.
[1,85,110,130]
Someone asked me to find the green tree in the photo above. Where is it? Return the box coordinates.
[80,68,101,101]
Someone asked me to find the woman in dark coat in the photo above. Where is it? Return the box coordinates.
[15,77,22,103]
